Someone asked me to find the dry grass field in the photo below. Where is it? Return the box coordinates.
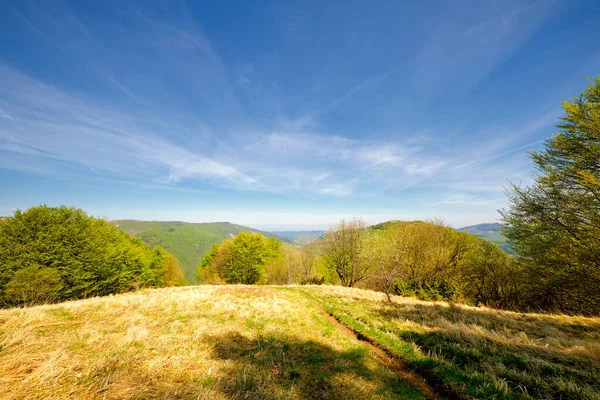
[0,286,424,400]
[1,285,600,399]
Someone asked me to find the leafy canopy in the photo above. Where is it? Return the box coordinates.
[198,232,282,284]
[0,205,185,306]
[501,76,600,315]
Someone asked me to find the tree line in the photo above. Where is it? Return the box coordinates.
[323,218,520,307]
[197,231,331,285]
[198,76,600,316]
[2,77,598,315]
[198,218,518,308]
[0,205,186,307]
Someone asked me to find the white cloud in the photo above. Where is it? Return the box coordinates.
[0,63,548,205]
[319,183,353,197]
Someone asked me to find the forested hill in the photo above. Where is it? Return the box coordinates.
[110,220,286,284]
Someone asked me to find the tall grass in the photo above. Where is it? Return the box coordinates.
[303,286,600,399]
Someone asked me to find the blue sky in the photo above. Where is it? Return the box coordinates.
[1,0,599,230]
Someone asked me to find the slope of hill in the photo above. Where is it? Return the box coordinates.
[110,220,286,284]
[457,223,513,252]
[2,285,598,399]
[457,222,504,238]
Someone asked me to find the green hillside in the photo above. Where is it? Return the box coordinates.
[457,223,513,253]
[110,220,285,284]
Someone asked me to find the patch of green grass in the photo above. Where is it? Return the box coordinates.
[45,307,75,319]
[301,286,600,400]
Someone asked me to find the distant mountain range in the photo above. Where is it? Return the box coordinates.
[110,220,286,284]
[457,223,504,237]
[270,230,325,242]
[457,223,512,253]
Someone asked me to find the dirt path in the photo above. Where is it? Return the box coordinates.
[309,298,442,400]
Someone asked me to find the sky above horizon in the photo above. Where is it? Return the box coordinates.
[1,0,600,230]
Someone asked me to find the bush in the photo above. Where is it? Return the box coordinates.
[394,280,459,302]
[3,265,63,306]
[0,205,185,307]
[300,276,325,285]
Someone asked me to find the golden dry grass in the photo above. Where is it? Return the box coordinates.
[0,286,425,400]
[302,286,600,399]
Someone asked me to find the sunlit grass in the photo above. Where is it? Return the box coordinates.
[302,286,600,399]
[4,284,597,399]
[0,286,424,400]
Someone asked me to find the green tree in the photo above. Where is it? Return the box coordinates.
[458,240,521,309]
[198,232,282,284]
[322,218,371,287]
[501,77,600,315]
[152,247,187,287]
[0,205,184,306]
[366,227,408,301]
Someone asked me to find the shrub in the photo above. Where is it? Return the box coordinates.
[393,280,459,302]
[0,205,185,307]
[3,265,63,306]
[300,276,325,285]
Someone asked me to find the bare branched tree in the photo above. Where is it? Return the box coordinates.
[322,218,370,287]
[367,226,409,301]
[295,234,320,281]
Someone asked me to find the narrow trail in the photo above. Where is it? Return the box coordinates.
[309,298,442,400]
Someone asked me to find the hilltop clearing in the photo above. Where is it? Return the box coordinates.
[0,286,425,400]
[2,285,599,399]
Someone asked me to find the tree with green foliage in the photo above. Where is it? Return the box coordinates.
[458,240,521,309]
[367,220,516,306]
[198,232,282,284]
[501,77,600,315]
[0,205,185,306]
[152,247,187,287]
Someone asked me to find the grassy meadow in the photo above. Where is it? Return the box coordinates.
[1,285,599,399]
[0,286,424,400]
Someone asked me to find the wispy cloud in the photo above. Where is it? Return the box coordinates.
[2,0,586,227]
[0,60,557,203]
[0,65,441,197]
[405,0,559,102]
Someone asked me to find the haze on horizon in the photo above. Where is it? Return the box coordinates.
[1,0,600,230]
